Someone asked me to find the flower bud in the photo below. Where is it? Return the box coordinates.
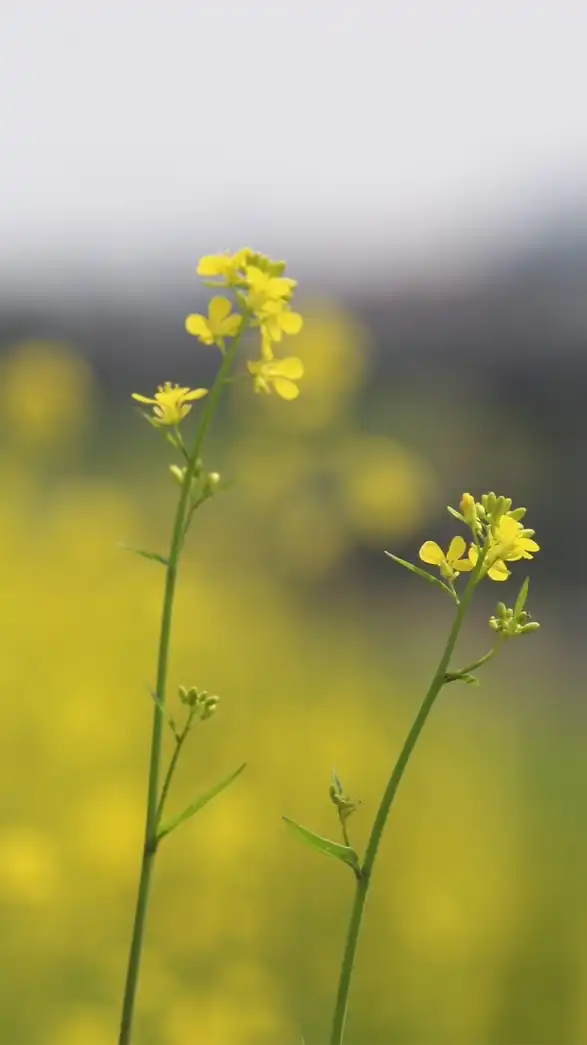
[460,493,477,528]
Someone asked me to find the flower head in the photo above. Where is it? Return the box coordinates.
[469,514,540,581]
[132,383,208,426]
[419,535,475,581]
[185,296,242,347]
[247,356,304,400]
[244,266,297,314]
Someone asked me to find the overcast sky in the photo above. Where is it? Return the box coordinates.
[2,1,587,295]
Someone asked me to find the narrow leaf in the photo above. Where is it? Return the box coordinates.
[119,544,169,567]
[282,816,361,874]
[514,576,530,619]
[384,553,454,598]
[157,763,247,841]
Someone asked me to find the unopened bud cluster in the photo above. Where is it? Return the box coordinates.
[489,601,540,638]
[329,772,361,823]
[178,685,220,720]
[170,459,220,495]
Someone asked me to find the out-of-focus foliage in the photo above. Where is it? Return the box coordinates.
[0,316,585,1045]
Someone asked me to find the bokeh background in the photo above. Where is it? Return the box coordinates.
[1,3,587,1043]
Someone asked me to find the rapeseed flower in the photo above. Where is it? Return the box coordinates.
[185,296,242,347]
[259,299,304,343]
[247,357,304,400]
[196,249,252,285]
[469,514,540,581]
[244,266,297,313]
[419,536,475,581]
[132,383,208,426]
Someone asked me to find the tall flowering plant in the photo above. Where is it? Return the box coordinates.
[118,250,304,1045]
[284,491,540,1045]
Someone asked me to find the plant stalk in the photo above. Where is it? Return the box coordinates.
[328,562,483,1045]
[117,325,247,1045]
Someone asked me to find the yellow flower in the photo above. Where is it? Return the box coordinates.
[245,266,297,313]
[469,514,540,581]
[131,383,208,426]
[185,296,242,346]
[259,299,304,343]
[196,249,252,285]
[247,357,304,400]
[419,536,475,581]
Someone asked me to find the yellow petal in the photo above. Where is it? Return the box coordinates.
[419,541,445,566]
[453,558,474,572]
[183,388,209,402]
[185,314,213,342]
[131,393,156,404]
[209,295,233,325]
[276,357,304,379]
[268,277,296,298]
[279,310,303,335]
[245,265,265,287]
[197,255,226,276]
[221,314,242,337]
[447,535,466,563]
[488,560,510,581]
[498,515,521,540]
[521,538,540,552]
[468,545,479,565]
[273,378,300,400]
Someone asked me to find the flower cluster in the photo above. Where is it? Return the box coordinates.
[186,249,304,400]
[420,491,540,585]
[131,248,304,429]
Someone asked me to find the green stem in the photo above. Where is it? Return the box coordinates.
[155,711,195,829]
[117,322,248,1045]
[328,563,483,1045]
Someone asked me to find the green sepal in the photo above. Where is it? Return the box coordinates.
[384,553,454,598]
[447,505,465,523]
[157,763,247,842]
[119,544,169,567]
[514,576,530,619]
[282,816,361,875]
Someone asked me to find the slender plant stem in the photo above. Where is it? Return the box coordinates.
[328,562,484,1045]
[155,712,194,829]
[117,323,248,1045]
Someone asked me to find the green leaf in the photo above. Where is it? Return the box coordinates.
[119,544,169,567]
[282,816,361,874]
[384,553,454,598]
[514,576,530,619]
[157,763,247,842]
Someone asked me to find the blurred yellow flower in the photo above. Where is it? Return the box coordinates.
[0,340,93,449]
[185,296,242,346]
[419,536,475,581]
[247,357,304,400]
[197,249,252,285]
[132,382,208,426]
